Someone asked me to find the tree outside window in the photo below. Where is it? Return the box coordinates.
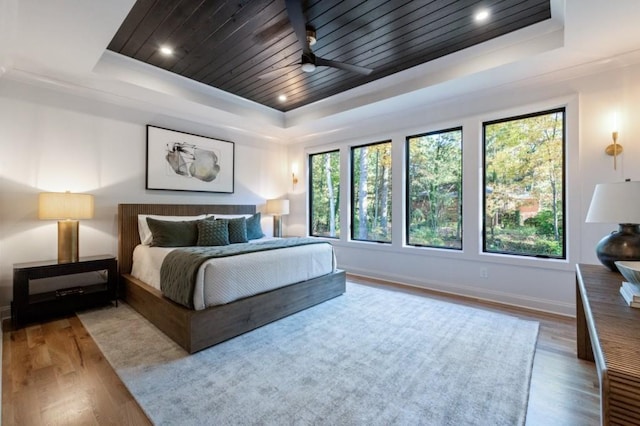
[309,150,340,238]
[406,128,462,249]
[483,108,565,258]
[351,141,392,243]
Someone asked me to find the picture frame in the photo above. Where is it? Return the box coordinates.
[146,125,234,193]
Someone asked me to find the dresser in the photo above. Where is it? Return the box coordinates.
[576,264,640,425]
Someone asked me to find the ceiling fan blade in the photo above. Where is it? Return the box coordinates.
[257,64,299,80]
[284,0,310,54]
[316,57,374,75]
[253,17,291,45]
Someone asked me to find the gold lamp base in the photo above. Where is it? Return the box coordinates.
[273,215,283,238]
[58,220,79,263]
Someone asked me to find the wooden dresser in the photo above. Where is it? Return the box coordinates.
[576,264,640,425]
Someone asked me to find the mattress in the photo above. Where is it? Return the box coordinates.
[131,238,336,310]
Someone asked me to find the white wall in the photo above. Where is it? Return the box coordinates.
[286,62,640,316]
[0,79,289,308]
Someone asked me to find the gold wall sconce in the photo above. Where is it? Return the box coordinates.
[292,163,299,189]
[605,113,623,170]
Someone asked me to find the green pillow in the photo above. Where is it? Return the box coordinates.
[227,217,248,243]
[197,219,230,246]
[147,217,199,247]
[246,213,265,240]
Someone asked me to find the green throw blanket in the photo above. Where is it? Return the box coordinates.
[160,238,330,308]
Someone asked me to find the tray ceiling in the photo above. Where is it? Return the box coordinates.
[108,0,551,112]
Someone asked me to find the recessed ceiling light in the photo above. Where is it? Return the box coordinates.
[278,94,287,102]
[475,9,490,22]
[159,45,173,55]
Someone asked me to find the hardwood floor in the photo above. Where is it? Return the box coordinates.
[2,315,151,425]
[2,276,599,425]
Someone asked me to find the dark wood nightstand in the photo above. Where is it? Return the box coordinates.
[12,255,117,327]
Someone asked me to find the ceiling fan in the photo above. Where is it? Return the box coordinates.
[258,0,374,79]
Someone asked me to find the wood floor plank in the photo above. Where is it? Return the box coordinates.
[2,276,599,425]
[2,314,151,426]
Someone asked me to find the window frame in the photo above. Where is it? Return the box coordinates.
[482,107,567,259]
[405,126,463,250]
[350,140,393,244]
[308,149,341,239]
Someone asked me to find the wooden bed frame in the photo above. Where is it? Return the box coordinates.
[117,203,346,354]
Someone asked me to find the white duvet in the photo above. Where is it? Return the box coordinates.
[131,238,336,310]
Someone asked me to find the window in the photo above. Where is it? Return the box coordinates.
[309,150,340,238]
[483,108,565,258]
[406,127,463,249]
[351,141,392,243]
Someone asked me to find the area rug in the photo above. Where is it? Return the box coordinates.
[78,282,539,425]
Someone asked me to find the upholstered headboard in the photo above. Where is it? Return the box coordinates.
[117,203,256,275]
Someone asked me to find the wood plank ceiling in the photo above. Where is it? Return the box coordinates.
[107,0,551,112]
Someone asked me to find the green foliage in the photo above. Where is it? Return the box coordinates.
[500,211,520,228]
[310,150,340,238]
[407,128,462,249]
[352,142,392,242]
[524,210,562,237]
[486,227,562,257]
[484,109,564,257]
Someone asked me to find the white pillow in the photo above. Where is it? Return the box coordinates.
[137,214,209,245]
[212,214,253,219]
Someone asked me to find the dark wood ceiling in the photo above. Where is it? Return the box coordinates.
[107,0,551,112]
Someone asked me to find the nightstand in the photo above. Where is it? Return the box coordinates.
[12,255,117,327]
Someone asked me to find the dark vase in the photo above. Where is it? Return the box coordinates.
[596,224,640,272]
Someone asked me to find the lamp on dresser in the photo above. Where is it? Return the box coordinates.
[586,180,640,271]
[266,199,289,238]
[38,191,94,263]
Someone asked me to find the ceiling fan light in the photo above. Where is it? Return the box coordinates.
[301,63,316,73]
[306,29,317,46]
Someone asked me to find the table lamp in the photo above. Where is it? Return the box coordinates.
[266,199,289,238]
[586,181,640,271]
[39,191,94,263]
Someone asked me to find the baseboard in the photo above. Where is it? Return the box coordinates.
[343,266,575,317]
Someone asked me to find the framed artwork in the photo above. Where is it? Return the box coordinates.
[146,125,234,193]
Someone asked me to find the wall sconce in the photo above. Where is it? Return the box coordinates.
[39,191,94,263]
[292,163,299,190]
[605,113,623,170]
[266,199,290,238]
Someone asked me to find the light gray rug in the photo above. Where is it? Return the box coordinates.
[78,282,539,426]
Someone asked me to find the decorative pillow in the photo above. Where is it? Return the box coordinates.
[246,213,265,240]
[227,217,248,243]
[138,214,209,245]
[146,217,199,247]
[197,219,230,246]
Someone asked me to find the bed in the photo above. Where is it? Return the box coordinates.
[118,203,346,353]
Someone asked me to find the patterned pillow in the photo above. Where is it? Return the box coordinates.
[197,219,230,246]
[227,217,248,243]
[246,213,265,240]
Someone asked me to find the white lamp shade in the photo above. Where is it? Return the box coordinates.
[39,192,94,220]
[266,199,290,215]
[586,181,640,224]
